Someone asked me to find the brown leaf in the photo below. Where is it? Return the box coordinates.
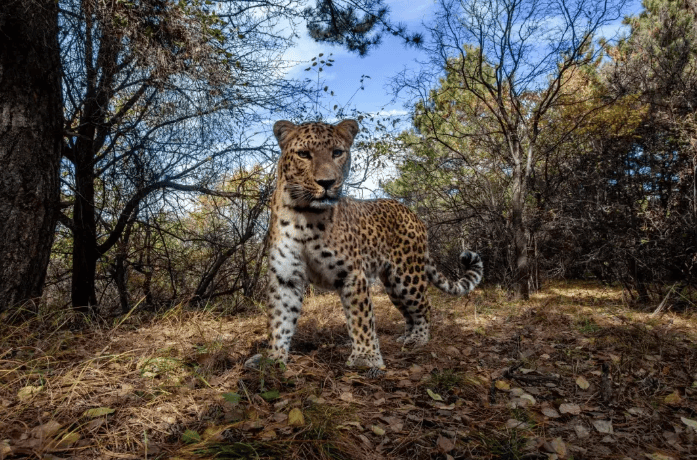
[574,424,590,438]
[664,390,681,405]
[592,419,613,434]
[445,346,461,356]
[506,419,529,429]
[559,403,581,415]
[408,364,424,375]
[436,435,455,453]
[549,437,567,457]
[358,434,372,447]
[32,421,62,440]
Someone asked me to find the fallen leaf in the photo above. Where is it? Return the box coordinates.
[17,385,43,401]
[409,364,423,374]
[559,403,581,415]
[436,435,455,453]
[549,438,566,457]
[664,390,681,405]
[32,420,62,439]
[576,376,590,390]
[305,395,324,405]
[681,417,697,431]
[574,424,590,438]
[371,425,385,436]
[510,388,525,397]
[288,408,304,426]
[259,429,277,440]
[541,407,560,418]
[628,407,647,416]
[445,346,461,356]
[495,380,510,391]
[592,419,613,434]
[339,392,354,402]
[358,434,372,447]
[83,407,115,418]
[54,432,80,449]
[427,389,443,401]
[520,394,536,405]
[506,419,529,429]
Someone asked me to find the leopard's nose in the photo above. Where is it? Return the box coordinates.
[316,178,336,191]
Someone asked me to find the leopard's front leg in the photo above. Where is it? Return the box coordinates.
[245,245,306,368]
[339,273,385,369]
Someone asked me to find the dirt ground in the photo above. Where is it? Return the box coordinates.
[2,281,697,459]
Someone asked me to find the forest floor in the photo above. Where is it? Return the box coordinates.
[2,281,697,459]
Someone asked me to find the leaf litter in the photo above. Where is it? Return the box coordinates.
[0,281,696,458]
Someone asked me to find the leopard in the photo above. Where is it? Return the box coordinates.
[245,119,483,375]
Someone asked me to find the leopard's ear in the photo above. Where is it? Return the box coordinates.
[273,120,296,147]
[335,119,359,145]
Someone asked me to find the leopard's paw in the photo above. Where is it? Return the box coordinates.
[346,352,385,369]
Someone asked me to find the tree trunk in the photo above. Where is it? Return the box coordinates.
[71,165,98,311]
[510,142,530,300]
[0,0,62,313]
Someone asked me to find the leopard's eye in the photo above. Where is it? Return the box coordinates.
[332,149,344,158]
[297,150,311,159]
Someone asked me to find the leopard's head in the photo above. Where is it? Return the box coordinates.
[273,119,359,210]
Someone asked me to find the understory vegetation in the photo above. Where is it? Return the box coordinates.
[23,0,695,316]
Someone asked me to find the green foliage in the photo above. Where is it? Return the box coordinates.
[182,429,202,444]
[427,368,465,392]
[259,389,280,401]
[222,392,242,404]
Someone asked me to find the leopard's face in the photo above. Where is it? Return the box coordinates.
[273,120,359,209]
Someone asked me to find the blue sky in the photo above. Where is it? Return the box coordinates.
[283,0,435,122]
[274,0,644,194]
[280,0,644,127]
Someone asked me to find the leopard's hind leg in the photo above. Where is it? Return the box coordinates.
[380,264,431,346]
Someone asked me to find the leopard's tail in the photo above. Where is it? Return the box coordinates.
[426,251,483,296]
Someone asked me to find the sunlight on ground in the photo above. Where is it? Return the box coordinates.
[1,281,696,459]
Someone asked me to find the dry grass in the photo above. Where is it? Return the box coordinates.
[2,281,697,459]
